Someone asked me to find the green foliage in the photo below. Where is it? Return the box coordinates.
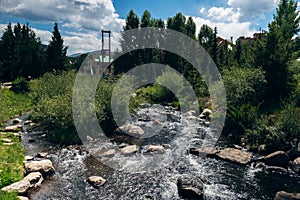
[224,104,261,138]
[11,77,29,94]
[244,102,300,152]
[222,66,266,106]
[0,89,32,126]
[0,132,24,189]
[30,71,78,144]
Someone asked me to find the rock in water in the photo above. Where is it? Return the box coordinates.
[189,147,218,157]
[87,176,106,187]
[177,175,204,200]
[115,124,144,137]
[144,145,165,153]
[1,180,31,194]
[24,172,44,188]
[37,152,48,158]
[216,148,252,165]
[120,145,138,155]
[290,157,300,174]
[264,151,289,168]
[25,159,55,175]
[274,191,300,200]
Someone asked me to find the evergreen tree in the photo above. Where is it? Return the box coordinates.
[46,23,68,72]
[0,23,44,81]
[256,0,299,104]
[186,17,196,40]
[141,10,152,28]
[114,10,140,74]
[0,23,16,81]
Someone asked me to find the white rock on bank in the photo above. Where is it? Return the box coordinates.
[25,159,55,175]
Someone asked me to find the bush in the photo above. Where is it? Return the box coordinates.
[224,103,261,139]
[222,66,266,106]
[244,102,300,152]
[11,77,29,93]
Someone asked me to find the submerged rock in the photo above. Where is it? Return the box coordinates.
[265,166,288,174]
[120,145,138,155]
[25,159,55,175]
[264,151,289,168]
[290,157,300,174]
[115,124,144,137]
[177,175,204,200]
[274,191,300,200]
[189,147,218,157]
[216,148,252,165]
[87,176,106,187]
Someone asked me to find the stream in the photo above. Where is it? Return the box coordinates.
[20,104,300,200]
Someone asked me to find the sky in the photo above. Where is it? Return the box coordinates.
[0,0,299,55]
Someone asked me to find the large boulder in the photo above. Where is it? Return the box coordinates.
[199,109,212,120]
[264,151,289,168]
[216,148,252,165]
[1,179,31,194]
[177,175,204,200]
[290,157,300,175]
[115,124,144,137]
[120,145,138,155]
[25,159,55,175]
[24,172,43,188]
[87,176,106,187]
[274,191,300,200]
[189,147,218,158]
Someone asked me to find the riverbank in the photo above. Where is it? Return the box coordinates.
[0,132,25,199]
[0,89,32,199]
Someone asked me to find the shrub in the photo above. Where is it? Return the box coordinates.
[11,77,29,93]
[222,66,266,106]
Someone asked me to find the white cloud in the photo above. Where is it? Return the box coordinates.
[227,0,279,21]
[199,7,206,14]
[192,16,255,42]
[0,0,125,54]
[207,7,240,23]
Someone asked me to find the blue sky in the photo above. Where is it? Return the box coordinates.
[0,0,299,55]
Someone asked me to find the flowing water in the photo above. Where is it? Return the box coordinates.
[20,104,300,200]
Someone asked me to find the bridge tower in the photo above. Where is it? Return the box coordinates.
[101,30,112,74]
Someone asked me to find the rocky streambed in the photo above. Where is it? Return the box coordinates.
[2,104,300,200]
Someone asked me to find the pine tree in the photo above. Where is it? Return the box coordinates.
[257,0,300,103]
[186,17,196,40]
[46,23,68,72]
[0,23,44,81]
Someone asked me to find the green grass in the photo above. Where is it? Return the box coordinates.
[0,132,25,187]
[0,89,32,126]
[0,89,30,199]
[0,190,19,200]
